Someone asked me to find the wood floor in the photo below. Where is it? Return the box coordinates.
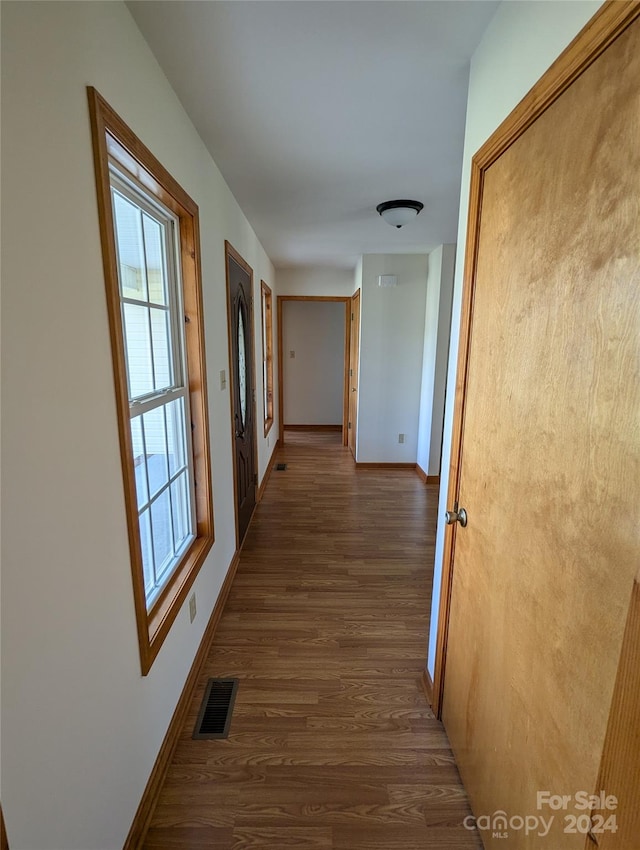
[143,431,480,850]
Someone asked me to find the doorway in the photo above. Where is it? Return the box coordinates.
[348,289,360,459]
[277,296,351,446]
[433,6,640,844]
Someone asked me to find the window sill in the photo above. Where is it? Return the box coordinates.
[143,533,214,675]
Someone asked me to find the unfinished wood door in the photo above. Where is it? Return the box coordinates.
[348,289,360,458]
[442,12,640,850]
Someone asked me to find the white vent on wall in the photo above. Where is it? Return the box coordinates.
[378,275,397,288]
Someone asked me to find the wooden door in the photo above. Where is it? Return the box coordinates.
[348,289,360,458]
[441,11,640,850]
[225,242,257,546]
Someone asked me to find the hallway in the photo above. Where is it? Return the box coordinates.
[143,432,480,850]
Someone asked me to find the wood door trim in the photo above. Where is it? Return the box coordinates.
[342,299,350,446]
[421,668,434,707]
[475,0,640,173]
[586,567,640,849]
[261,280,274,437]
[416,463,440,486]
[348,289,361,459]
[276,295,351,446]
[224,241,258,549]
[257,438,280,502]
[431,0,640,719]
[1,803,8,850]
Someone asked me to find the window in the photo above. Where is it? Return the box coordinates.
[261,281,274,435]
[88,88,214,674]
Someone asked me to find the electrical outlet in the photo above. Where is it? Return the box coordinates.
[289,350,295,359]
[189,592,197,623]
[220,369,226,390]
[398,433,405,444]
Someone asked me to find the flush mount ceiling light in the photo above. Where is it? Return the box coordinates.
[376,199,424,229]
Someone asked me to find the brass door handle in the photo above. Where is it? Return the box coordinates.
[445,507,468,527]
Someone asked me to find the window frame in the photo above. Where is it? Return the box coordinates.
[88,88,214,675]
[111,175,198,608]
[261,280,274,436]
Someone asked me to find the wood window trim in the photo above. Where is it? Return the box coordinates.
[261,281,274,437]
[87,87,214,675]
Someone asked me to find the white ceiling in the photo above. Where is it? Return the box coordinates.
[127,1,499,270]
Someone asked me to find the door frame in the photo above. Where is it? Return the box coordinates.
[430,0,640,719]
[348,288,361,460]
[224,240,259,549]
[277,295,351,446]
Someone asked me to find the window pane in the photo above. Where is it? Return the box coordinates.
[113,192,148,301]
[150,307,172,390]
[142,214,167,306]
[143,406,169,498]
[238,306,247,428]
[123,303,154,398]
[139,508,154,597]
[131,415,148,509]
[263,360,268,413]
[165,398,187,477]
[171,471,191,551]
[151,489,173,582]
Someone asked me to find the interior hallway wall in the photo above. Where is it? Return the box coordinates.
[1,3,276,848]
[357,254,428,463]
[427,0,605,678]
[282,300,346,426]
[417,244,455,478]
[276,266,355,297]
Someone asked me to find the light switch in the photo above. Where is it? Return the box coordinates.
[289,350,295,359]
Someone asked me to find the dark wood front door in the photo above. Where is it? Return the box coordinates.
[225,242,257,546]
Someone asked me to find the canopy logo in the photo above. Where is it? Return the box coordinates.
[463,812,553,839]
[463,792,619,840]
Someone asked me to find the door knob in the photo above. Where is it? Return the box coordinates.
[445,506,468,527]
[351,387,357,392]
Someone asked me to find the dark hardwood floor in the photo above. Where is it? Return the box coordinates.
[143,431,480,850]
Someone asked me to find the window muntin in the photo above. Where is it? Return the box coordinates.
[111,174,196,609]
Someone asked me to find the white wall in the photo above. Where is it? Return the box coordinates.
[429,245,455,476]
[276,266,355,297]
[427,0,605,677]
[283,301,345,426]
[417,244,455,477]
[1,3,277,848]
[357,254,428,463]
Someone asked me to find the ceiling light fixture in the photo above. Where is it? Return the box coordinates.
[376,199,424,229]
